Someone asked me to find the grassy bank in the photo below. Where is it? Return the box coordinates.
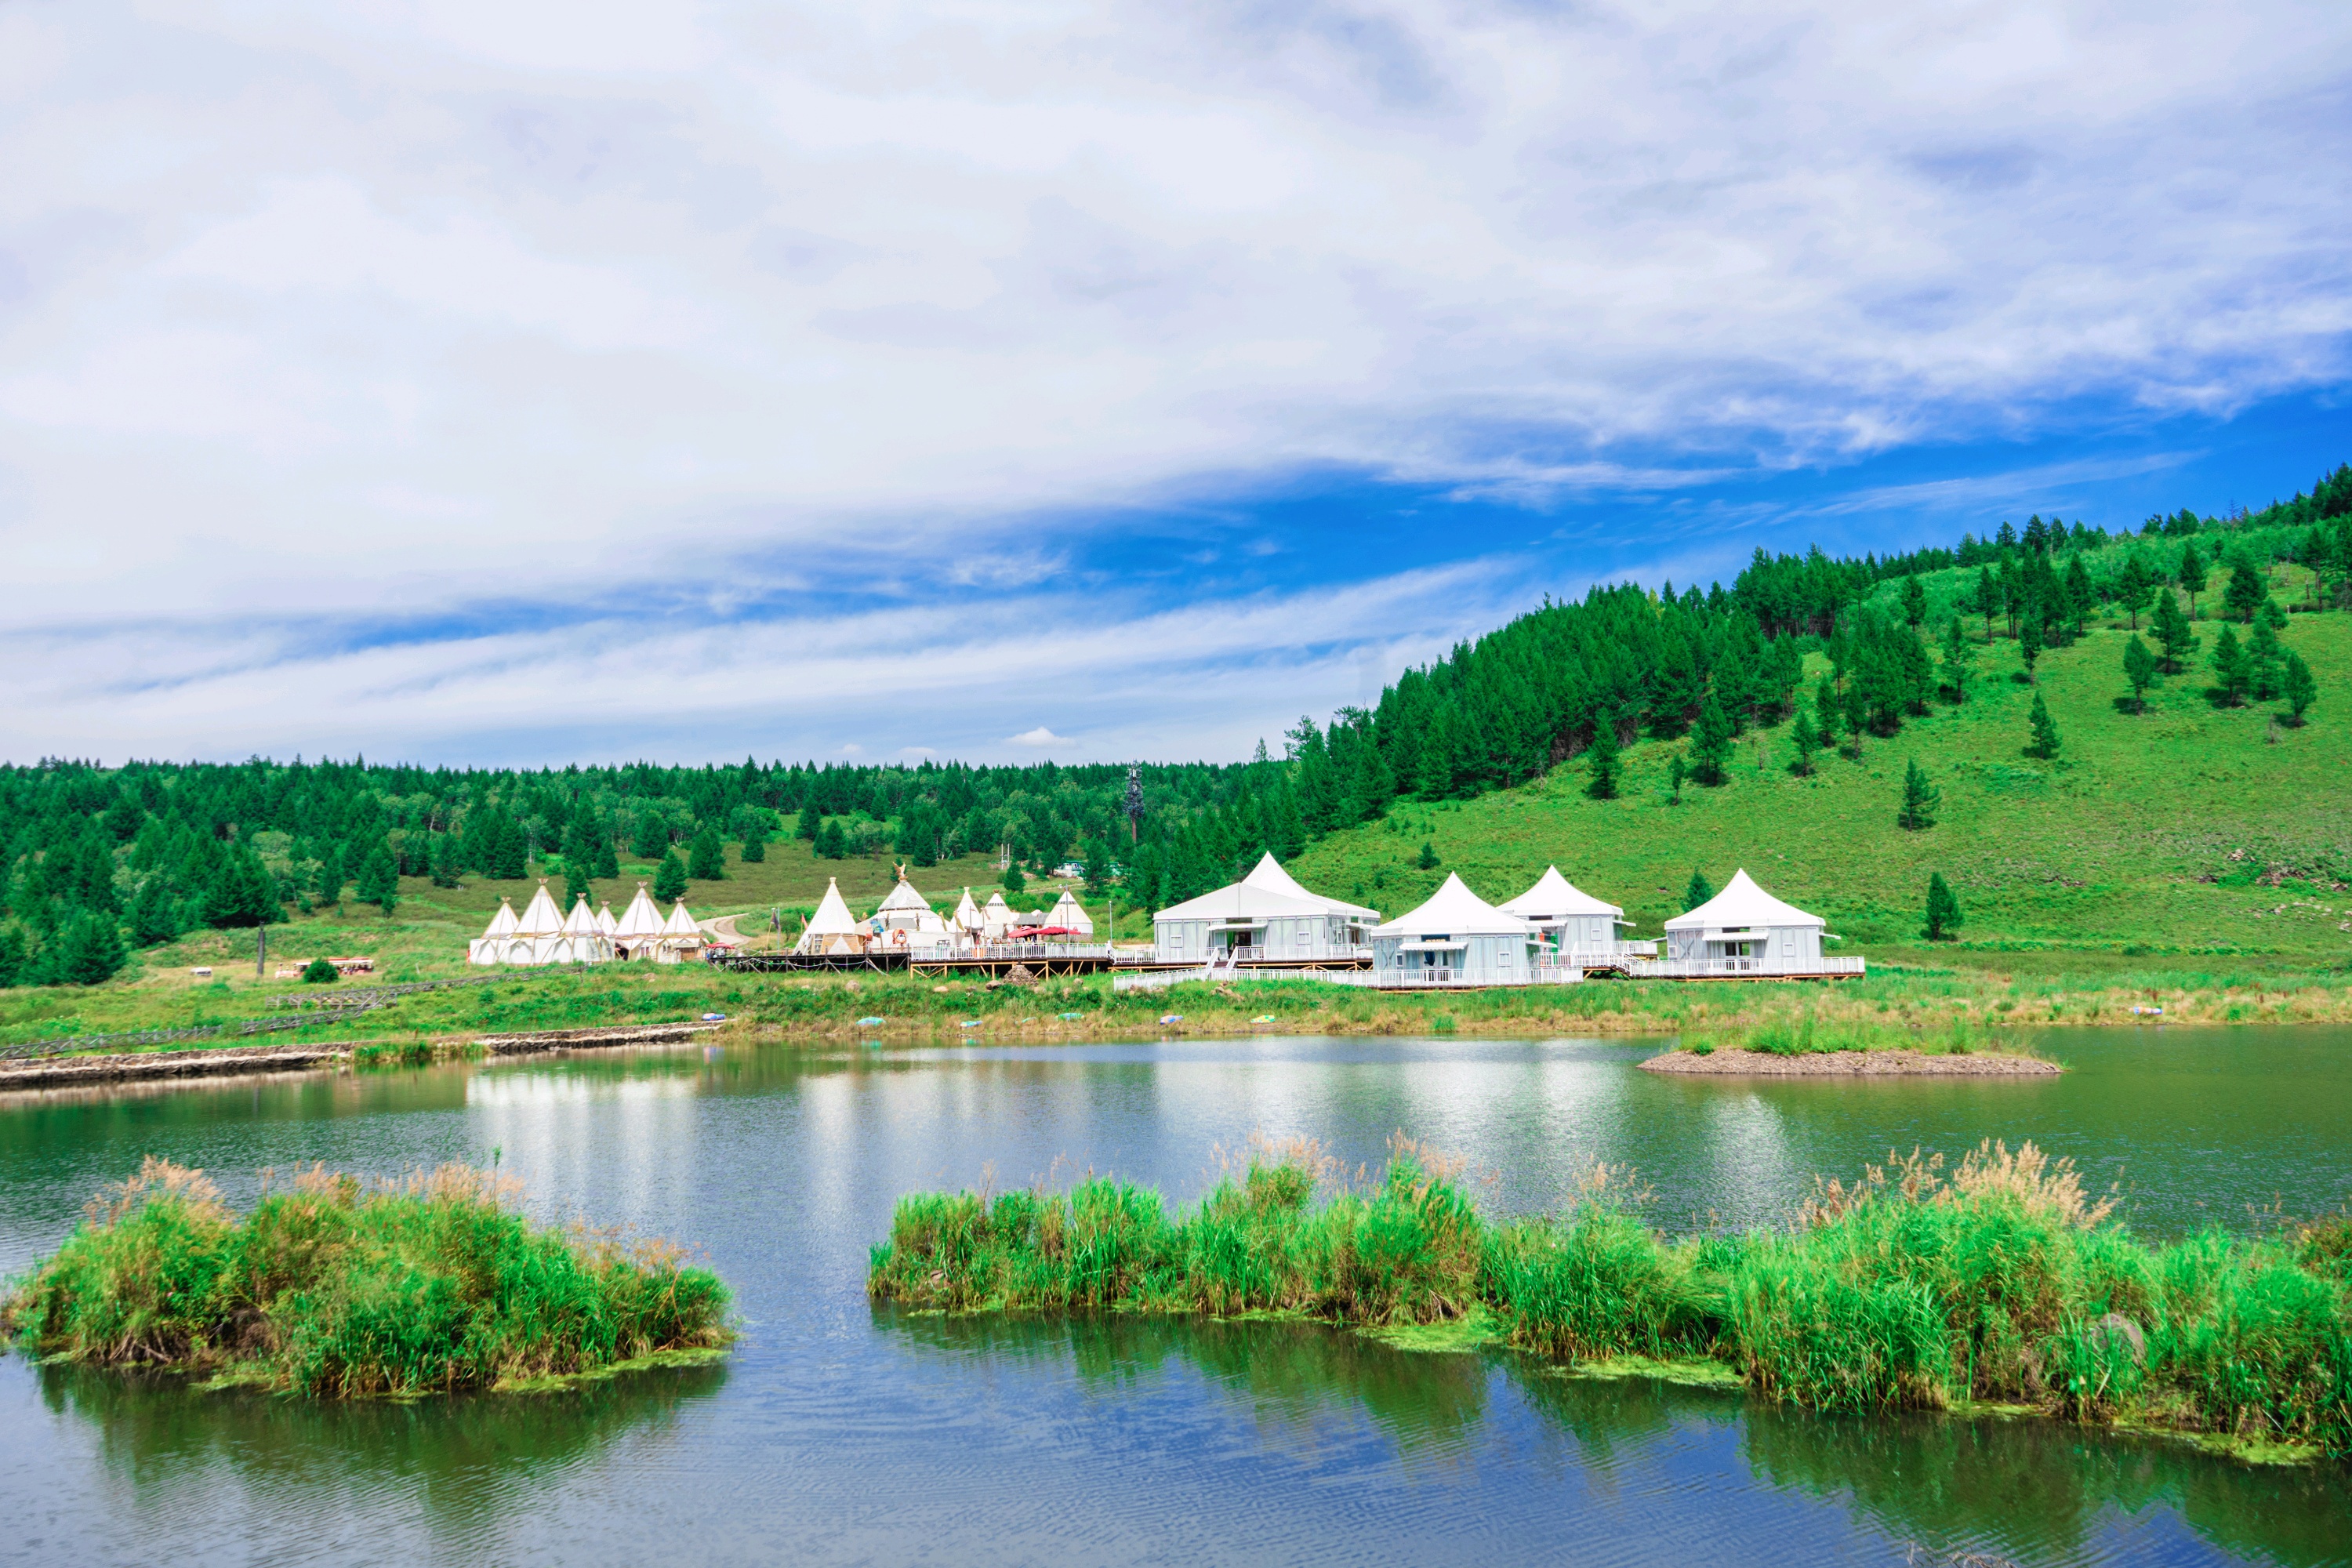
[13,953,2352,1068]
[2,1160,731,1396]
[869,1140,2352,1462]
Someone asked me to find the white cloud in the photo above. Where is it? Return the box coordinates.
[1006,727,1073,749]
[0,1,2347,757]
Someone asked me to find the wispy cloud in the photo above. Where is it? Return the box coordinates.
[1,1,2347,760]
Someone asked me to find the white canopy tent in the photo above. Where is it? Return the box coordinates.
[1152,851,1377,963]
[466,897,522,965]
[1500,866,1634,958]
[875,873,952,941]
[981,892,1015,939]
[1370,873,1534,983]
[1662,870,1828,971]
[655,899,704,964]
[952,888,984,934]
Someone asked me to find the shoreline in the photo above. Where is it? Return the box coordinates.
[1641,1046,2062,1076]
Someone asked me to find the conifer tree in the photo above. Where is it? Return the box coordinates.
[127,876,180,948]
[314,843,343,909]
[2024,691,2062,758]
[1924,872,1962,942]
[2118,552,2154,629]
[815,818,847,859]
[2247,619,2285,700]
[796,806,820,842]
[688,824,726,880]
[1973,565,1998,639]
[1814,677,1842,754]
[1583,720,1620,800]
[2210,624,2250,706]
[1689,693,1733,785]
[2222,558,2268,622]
[2122,634,2158,712]
[653,848,689,902]
[56,911,126,986]
[593,818,620,880]
[1000,861,1027,895]
[1668,755,1686,804]
[354,841,399,913]
[632,812,670,862]
[1787,707,1820,775]
[563,858,593,912]
[2282,651,2317,725]
[1682,869,1714,913]
[430,831,462,888]
[2017,603,2043,680]
[2150,588,2197,673]
[2178,541,2207,616]
[1901,574,1927,626]
[2063,554,2096,633]
[1416,840,1439,870]
[0,924,24,989]
[1938,616,1975,702]
[1896,759,1940,830]
[492,815,529,880]
[739,832,766,863]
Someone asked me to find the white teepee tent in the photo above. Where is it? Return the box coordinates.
[795,877,868,954]
[613,883,666,960]
[980,891,1014,939]
[467,897,521,965]
[1046,888,1094,936]
[655,899,702,964]
[952,887,984,932]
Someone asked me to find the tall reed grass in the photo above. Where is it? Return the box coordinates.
[3,1158,731,1396]
[869,1140,2352,1457]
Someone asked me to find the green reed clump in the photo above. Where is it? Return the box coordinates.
[870,1138,2352,1457]
[2,1158,731,1396]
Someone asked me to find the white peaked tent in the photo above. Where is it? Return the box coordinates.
[596,902,619,938]
[1500,866,1630,956]
[952,888,984,933]
[466,897,522,965]
[876,873,950,938]
[796,877,868,955]
[981,892,1014,939]
[557,895,615,964]
[655,899,703,964]
[613,884,667,960]
[1663,870,1828,971]
[1152,851,1378,963]
[1046,888,1094,936]
[1370,873,1534,982]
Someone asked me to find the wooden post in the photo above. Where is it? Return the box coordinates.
[256,925,267,978]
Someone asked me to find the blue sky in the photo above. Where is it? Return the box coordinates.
[2,1,2348,768]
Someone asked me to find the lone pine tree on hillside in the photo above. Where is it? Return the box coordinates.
[1416,841,1440,870]
[2024,691,2062,759]
[2017,607,2044,681]
[355,840,400,914]
[2122,634,2158,711]
[563,858,593,912]
[688,824,726,880]
[2211,625,2252,707]
[2282,651,2318,724]
[1668,754,1688,804]
[1896,759,1940,830]
[1689,694,1734,785]
[2151,590,2198,673]
[653,848,688,902]
[2247,620,2286,700]
[2223,558,2270,622]
[1938,617,1975,702]
[2179,541,2208,617]
[2118,552,2155,628]
[1002,862,1028,895]
[1924,872,1962,942]
[1583,720,1621,800]
[1787,707,1820,775]
[1683,869,1715,912]
[1901,574,1928,626]
[739,829,766,862]
[814,818,848,860]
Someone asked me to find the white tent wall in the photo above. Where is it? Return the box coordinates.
[1150,853,1377,963]
[1369,873,1537,984]
[1660,870,1832,974]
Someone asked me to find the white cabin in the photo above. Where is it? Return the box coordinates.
[1152,852,1378,963]
[1661,870,1834,974]
[1370,873,1535,984]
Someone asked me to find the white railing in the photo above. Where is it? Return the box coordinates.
[1627,956,1866,978]
[1112,965,1588,993]
[1547,942,1658,966]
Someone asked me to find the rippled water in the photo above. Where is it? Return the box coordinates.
[0,1028,2347,1566]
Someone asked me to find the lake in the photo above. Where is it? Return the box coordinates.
[2,1027,2347,1566]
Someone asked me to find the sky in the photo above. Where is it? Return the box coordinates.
[2,0,2348,769]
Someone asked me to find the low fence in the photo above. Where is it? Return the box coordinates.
[1114,965,1587,993]
[1626,956,1867,979]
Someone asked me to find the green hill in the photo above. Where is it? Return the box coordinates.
[1291,568,2351,973]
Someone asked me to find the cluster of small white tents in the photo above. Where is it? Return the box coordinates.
[792,873,1095,956]
[467,882,705,967]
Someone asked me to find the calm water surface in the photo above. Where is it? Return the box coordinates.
[0,1026,2347,1567]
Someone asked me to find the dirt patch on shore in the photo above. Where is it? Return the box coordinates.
[1642,1047,2060,1076]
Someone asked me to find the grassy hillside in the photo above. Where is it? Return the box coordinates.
[1290,593,2352,970]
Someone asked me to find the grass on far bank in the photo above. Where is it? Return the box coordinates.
[1,1158,731,1397]
[869,1137,2352,1461]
